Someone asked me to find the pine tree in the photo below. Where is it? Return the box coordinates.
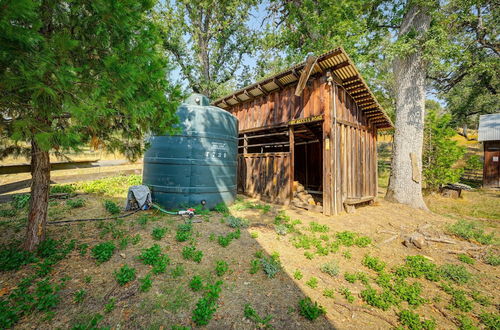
[0,0,182,251]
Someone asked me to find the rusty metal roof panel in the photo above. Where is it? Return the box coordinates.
[212,46,393,129]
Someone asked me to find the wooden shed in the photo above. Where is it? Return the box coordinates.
[478,114,500,188]
[213,47,393,215]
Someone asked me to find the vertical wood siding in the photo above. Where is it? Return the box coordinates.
[227,73,379,214]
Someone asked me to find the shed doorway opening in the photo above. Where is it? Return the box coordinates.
[291,122,323,211]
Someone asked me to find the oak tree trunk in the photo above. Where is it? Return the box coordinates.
[385,5,431,210]
[23,140,50,251]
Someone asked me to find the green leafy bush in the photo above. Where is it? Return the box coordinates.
[215,260,229,276]
[398,309,436,330]
[422,109,465,190]
[115,264,136,285]
[354,236,372,247]
[176,223,193,242]
[104,298,116,313]
[0,245,35,271]
[192,280,223,326]
[336,231,356,246]
[0,209,17,217]
[73,289,86,303]
[395,255,440,281]
[217,229,241,247]
[213,202,229,215]
[323,289,335,298]
[294,269,303,280]
[151,227,167,240]
[244,304,273,328]
[457,254,475,264]
[306,277,318,288]
[362,255,386,273]
[104,200,120,215]
[137,244,170,274]
[339,287,355,303]
[189,275,204,291]
[298,297,325,321]
[50,184,76,194]
[344,272,357,283]
[440,264,472,284]
[309,222,329,233]
[227,216,249,228]
[66,198,85,208]
[360,287,398,311]
[139,274,152,292]
[479,312,500,330]
[249,259,260,274]
[11,194,30,209]
[182,245,203,263]
[91,242,116,264]
[447,220,495,245]
[484,252,500,266]
[320,260,339,277]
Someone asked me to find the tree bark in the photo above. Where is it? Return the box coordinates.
[23,140,50,251]
[385,5,431,210]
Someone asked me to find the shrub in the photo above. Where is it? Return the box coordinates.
[306,277,318,289]
[336,231,356,246]
[354,236,372,247]
[362,255,386,273]
[249,259,260,274]
[344,272,357,283]
[0,245,35,271]
[447,220,495,245]
[227,216,249,228]
[115,264,136,285]
[11,194,30,209]
[393,280,425,306]
[398,309,436,330]
[213,202,229,215]
[323,289,335,298]
[244,304,273,328]
[34,278,62,311]
[91,242,116,264]
[192,280,223,326]
[320,260,339,277]
[309,221,329,233]
[484,252,500,266]
[139,274,152,292]
[294,269,303,280]
[190,275,204,291]
[479,312,500,330]
[151,227,167,240]
[104,200,120,214]
[339,287,354,303]
[422,109,465,191]
[260,254,281,278]
[440,264,472,284]
[74,289,86,303]
[176,223,193,242]
[137,244,170,274]
[457,254,475,265]
[360,287,398,311]
[215,260,228,276]
[182,245,203,263]
[395,255,440,281]
[66,198,85,208]
[298,298,325,321]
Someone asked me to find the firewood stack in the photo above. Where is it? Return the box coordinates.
[291,181,322,213]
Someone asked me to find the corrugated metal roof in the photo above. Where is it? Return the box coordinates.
[212,47,393,130]
[478,113,500,142]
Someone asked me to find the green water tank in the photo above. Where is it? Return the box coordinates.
[142,93,238,210]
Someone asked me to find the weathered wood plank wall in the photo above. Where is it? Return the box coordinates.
[229,74,378,215]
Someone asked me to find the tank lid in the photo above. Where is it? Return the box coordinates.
[184,93,210,106]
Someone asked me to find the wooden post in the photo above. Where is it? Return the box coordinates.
[289,126,295,203]
[323,74,333,216]
[243,133,248,154]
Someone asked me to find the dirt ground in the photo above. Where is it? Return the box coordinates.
[0,183,498,329]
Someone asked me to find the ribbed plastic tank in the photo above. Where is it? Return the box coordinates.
[142,93,238,210]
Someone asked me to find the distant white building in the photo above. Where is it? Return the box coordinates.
[478,114,500,187]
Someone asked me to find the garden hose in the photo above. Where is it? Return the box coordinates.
[151,203,195,218]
